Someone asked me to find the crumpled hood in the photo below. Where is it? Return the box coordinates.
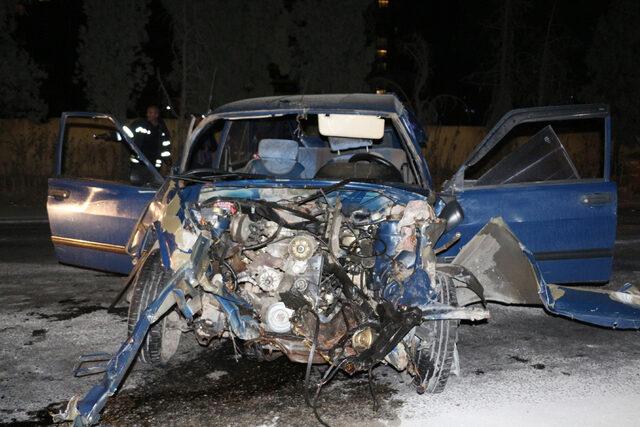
[195,178,430,205]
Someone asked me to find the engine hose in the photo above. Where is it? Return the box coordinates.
[249,204,320,234]
[221,260,238,290]
[218,243,238,290]
[324,262,375,318]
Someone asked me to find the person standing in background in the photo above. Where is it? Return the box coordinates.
[129,105,171,170]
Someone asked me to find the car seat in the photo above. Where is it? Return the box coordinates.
[245,139,305,178]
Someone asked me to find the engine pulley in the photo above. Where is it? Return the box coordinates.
[265,302,294,333]
[288,234,317,261]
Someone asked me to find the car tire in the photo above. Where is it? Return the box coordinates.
[127,250,182,365]
[409,272,459,394]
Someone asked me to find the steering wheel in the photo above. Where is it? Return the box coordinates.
[314,152,404,181]
[348,152,402,174]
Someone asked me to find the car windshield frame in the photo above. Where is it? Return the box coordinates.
[181,109,429,189]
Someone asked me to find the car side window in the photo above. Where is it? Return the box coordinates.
[61,117,144,185]
[223,117,301,171]
[224,120,254,169]
[465,118,605,185]
[187,120,223,170]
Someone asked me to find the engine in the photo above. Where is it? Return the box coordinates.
[181,186,443,372]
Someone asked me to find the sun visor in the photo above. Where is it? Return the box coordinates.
[318,114,385,139]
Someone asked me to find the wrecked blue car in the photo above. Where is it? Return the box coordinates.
[51,95,640,425]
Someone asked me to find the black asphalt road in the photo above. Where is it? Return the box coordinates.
[1,215,639,426]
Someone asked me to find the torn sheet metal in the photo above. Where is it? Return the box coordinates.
[541,282,640,329]
[453,217,640,330]
[55,234,213,426]
[452,217,540,306]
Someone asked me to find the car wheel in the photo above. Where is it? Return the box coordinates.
[127,250,182,365]
[409,272,459,394]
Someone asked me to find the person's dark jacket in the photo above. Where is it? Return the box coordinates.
[129,118,171,168]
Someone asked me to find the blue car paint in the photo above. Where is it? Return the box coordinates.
[47,177,156,274]
[373,220,402,289]
[213,294,259,340]
[153,221,173,270]
[438,180,617,283]
[382,231,437,307]
[544,285,640,329]
[398,108,432,188]
[519,250,640,329]
[438,104,616,285]
[47,112,162,274]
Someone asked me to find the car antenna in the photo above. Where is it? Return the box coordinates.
[206,67,218,113]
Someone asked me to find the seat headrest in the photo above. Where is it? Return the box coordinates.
[258,139,299,160]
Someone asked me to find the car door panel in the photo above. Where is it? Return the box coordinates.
[47,112,162,274]
[439,180,616,283]
[48,178,156,273]
[439,105,616,284]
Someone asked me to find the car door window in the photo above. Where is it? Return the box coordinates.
[187,120,223,170]
[224,120,253,169]
[465,118,605,186]
[62,117,149,185]
[223,117,300,171]
[474,126,580,186]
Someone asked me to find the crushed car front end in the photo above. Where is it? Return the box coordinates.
[59,176,491,426]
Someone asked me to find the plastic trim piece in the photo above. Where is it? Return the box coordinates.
[50,236,127,254]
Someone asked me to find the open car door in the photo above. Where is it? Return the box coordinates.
[47,112,163,274]
[439,104,616,284]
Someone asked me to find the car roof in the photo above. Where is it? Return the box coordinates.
[213,93,406,116]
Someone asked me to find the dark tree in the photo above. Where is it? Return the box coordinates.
[161,0,289,115]
[288,0,374,94]
[76,0,152,118]
[582,0,640,175]
[0,1,47,119]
